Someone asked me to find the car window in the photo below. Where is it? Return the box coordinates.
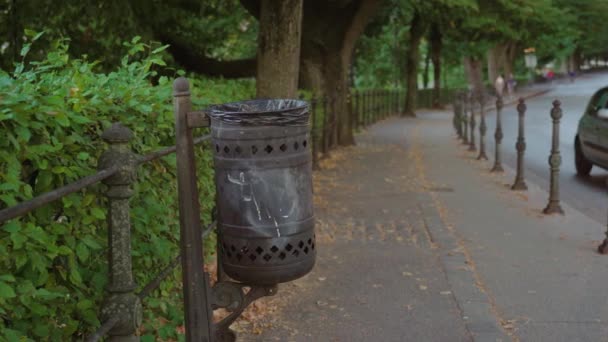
[587,89,608,116]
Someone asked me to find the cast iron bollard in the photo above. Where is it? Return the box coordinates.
[598,202,608,254]
[468,91,477,152]
[477,92,489,160]
[98,123,142,342]
[491,95,504,172]
[511,98,528,190]
[543,100,565,215]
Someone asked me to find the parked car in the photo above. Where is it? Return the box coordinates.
[575,87,608,175]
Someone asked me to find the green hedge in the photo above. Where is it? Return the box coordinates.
[0,35,254,341]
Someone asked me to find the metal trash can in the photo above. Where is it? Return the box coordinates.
[208,99,316,285]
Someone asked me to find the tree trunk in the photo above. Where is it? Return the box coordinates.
[487,46,499,85]
[403,11,426,117]
[256,0,303,98]
[573,48,583,71]
[463,56,483,95]
[503,42,518,78]
[299,0,381,146]
[423,49,430,89]
[429,23,442,108]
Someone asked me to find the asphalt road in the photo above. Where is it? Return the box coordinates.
[483,73,608,224]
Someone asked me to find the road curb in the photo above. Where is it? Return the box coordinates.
[417,196,512,342]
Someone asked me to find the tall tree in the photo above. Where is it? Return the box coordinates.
[429,22,442,108]
[243,0,382,145]
[402,10,426,116]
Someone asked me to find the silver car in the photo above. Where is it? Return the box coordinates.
[575,86,608,175]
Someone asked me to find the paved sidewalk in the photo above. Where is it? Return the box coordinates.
[415,111,608,341]
[239,124,473,341]
[237,86,608,342]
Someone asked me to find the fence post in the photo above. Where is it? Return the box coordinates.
[371,90,375,123]
[354,90,360,130]
[173,78,213,341]
[98,123,142,342]
[311,95,320,170]
[543,100,565,215]
[322,96,329,154]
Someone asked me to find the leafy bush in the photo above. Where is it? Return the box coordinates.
[0,34,254,341]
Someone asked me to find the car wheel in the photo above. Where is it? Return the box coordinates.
[575,137,593,176]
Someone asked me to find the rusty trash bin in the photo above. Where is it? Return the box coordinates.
[207,99,316,285]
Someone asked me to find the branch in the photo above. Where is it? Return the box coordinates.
[160,34,256,78]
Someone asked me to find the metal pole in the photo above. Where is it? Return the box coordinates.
[543,100,565,215]
[512,98,528,190]
[491,95,504,172]
[477,92,488,160]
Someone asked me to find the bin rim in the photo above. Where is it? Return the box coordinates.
[206,99,309,126]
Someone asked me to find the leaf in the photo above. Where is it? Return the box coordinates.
[10,232,27,249]
[32,324,49,338]
[90,208,105,220]
[0,281,16,298]
[77,152,90,160]
[0,275,16,282]
[20,44,31,57]
[82,235,102,250]
[75,242,89,262]
[151,45,170,54]
[76,299,94,310]
[2,221,20,233]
